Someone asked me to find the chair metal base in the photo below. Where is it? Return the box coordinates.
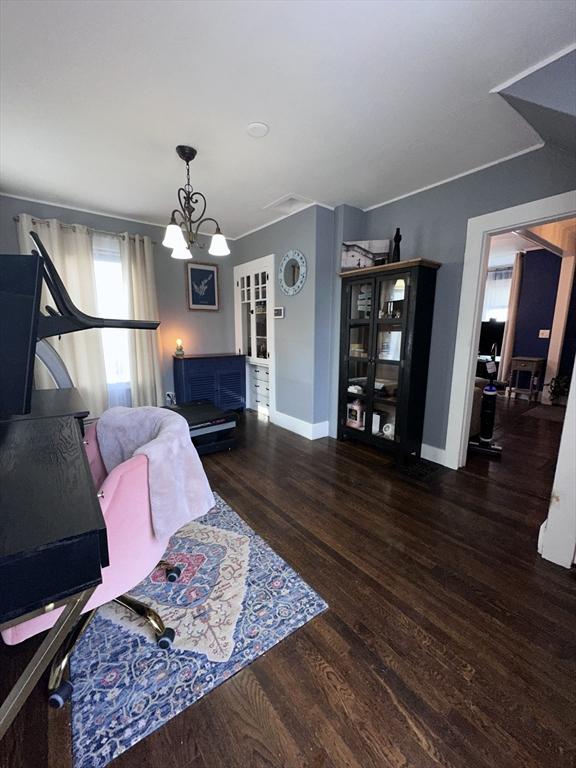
[45,562,181,707]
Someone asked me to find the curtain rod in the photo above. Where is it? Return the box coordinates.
[12,215,158,245]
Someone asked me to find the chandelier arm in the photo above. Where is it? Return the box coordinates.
[170,208,192,243]
[193,217,221,240]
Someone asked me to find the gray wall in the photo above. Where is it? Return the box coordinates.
[363,144,576,449]
[313,206,335,423]
[502,50,576,117]
[0,194,235,395]
[3,141,574,448]
[232,205,321,423]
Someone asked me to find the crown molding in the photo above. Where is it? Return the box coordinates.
[362,142,544,213]
[489,42,576,94]
[233,201,334,242]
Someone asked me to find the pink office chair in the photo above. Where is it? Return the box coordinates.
[1,422,182,708]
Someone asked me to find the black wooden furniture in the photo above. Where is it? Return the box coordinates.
[0,415,108,625]
[173,353,246,411]
[0,253,43,418]
[338,258,440,461]
[9,388,90,424]
[165,400,238,454]
[0,406,107,735]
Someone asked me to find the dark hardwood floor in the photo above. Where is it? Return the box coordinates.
[1,412,575,768]
[463,396,565,509]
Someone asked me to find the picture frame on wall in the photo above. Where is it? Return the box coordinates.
[187,263,219,311]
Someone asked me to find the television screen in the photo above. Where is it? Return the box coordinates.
[0,254,43,417]
[479,319,505,356]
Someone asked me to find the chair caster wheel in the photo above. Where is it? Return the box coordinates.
[166,565,182,583]
[157,627,175,649]
[48,680,74,709]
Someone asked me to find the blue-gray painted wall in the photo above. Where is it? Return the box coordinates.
[363,144,576,449]
[2,141,575,448]
[502,51,576,117]
[230,205,320,423]
[0,194,235,395]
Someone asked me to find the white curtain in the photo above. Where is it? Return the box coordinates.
[17,214,109,416]
[498,252,524,382]
[482,267,513,322]
[120,233,163,407]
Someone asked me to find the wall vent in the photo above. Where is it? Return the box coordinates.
[262,193,313,216]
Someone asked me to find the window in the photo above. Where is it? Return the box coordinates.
[482,267,513,323]
[92,234,132,407]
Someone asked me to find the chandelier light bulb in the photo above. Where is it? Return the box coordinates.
[163,222,187,249]
[171,245,192,260]
[208,232,230,257]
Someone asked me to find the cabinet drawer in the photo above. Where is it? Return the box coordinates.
[253,391,270,407]
[251,366,270,383]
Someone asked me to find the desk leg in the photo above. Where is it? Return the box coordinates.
[0,586,96,740]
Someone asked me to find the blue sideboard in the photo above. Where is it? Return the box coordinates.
[173,354,246,411]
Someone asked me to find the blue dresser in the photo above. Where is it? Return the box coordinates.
[173,354,246,411]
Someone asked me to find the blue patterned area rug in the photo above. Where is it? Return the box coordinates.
[70,494,327,768]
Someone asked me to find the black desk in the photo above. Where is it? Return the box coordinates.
[0,416,108,624]
[0,407,108,736]
[9,388,90,425]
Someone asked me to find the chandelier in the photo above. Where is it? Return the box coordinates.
[162,145,230,259]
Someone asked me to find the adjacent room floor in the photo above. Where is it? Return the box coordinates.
[463,396,565,513]
[1,412,575,768]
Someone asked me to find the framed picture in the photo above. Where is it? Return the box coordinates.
[187,263,219,311]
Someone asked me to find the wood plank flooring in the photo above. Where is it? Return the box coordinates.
[1,411,575,768]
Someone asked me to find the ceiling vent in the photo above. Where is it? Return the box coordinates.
[262,193,313,216]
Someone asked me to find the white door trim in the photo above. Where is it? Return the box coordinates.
[445,190,576,470]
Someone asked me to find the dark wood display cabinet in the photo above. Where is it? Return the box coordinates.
[338,258,440,462]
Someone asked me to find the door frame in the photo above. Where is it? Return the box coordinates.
[444,189,576,470]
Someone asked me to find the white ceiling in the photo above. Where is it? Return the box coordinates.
[488,232,539,267]
[1,0,575,238]
[489,216,576,266]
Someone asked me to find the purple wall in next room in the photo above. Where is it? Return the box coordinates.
[513,249,561,360]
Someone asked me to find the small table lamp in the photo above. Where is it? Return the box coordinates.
[175,338,184,357]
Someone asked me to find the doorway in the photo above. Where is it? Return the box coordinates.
[444,190,576,567]
[463,223,575,506]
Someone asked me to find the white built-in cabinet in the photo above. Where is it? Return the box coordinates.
[234,255,275,416]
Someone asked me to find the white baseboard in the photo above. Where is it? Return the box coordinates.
[271,410,330,440]
[421,442,456,469]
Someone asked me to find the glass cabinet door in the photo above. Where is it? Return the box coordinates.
[343,279,373,433]
[255,270,268,359]
[240,276,252,357]
[349,281,373,320]
[236,267,270,361]
[369,274,409,443]
[344,324,371,433]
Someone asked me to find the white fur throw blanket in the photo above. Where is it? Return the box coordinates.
[96,406,215,540]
